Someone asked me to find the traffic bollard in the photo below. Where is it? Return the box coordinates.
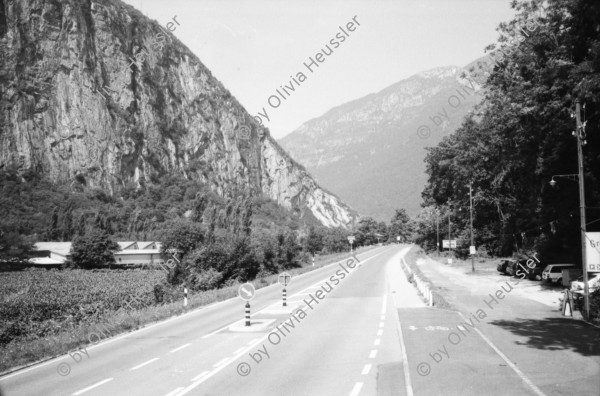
[245,302,251,326]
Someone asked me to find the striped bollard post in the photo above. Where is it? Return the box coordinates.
[183,287,188,307]
[245,302,251,326]
[283,288,287,307]
[312,256,315,267]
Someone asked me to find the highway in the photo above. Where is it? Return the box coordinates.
[1,244,599,395]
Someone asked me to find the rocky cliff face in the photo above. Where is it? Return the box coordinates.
[0,0,357,228]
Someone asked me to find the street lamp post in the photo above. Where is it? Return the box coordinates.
[548,100,589,319]
[436,209,440,255]
[448,210,452,255]
[575,100,589,320]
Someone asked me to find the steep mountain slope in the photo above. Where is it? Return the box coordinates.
[279,62,488,221]
[0,0,357,228]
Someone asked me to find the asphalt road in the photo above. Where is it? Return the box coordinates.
[0,245,403,396]
[1,244,598,396]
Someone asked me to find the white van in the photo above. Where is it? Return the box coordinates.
[541,264,575,284]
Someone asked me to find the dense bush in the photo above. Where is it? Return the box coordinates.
[71,230,120,269]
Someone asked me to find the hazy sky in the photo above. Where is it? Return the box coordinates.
[122,0,517,138]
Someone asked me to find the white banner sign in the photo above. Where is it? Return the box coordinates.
[586,232,600,272]
[442,240,457,249]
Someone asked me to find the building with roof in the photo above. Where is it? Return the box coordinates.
[32,241,167,268]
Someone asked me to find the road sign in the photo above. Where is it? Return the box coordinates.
[396,236,400,241]
[278,272,291,286]
[585,232,600,272]
[238,283,255,301]
[442,240,457,249]
[469,246,476,255]
[347,236,355,244]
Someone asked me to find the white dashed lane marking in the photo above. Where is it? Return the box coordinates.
[170,343,191,353]
[72,378,113,395]
[349,382,363,396]
[361,364,372,375]
[191,370,210,381]
[165,387,184,396]
[129,358,159,371]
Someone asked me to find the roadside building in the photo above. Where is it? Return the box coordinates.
[32,241,166,267]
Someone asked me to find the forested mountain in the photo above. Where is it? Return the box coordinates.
[417,0,600,264]
[279,63,486,221]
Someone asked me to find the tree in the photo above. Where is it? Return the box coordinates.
[389,209,413,242]
[419,0,600,259]
[306,226,324,254]
[355,217,379,246]
[160,221,205,257]
[0,229,32,264]
[70,230,120,269]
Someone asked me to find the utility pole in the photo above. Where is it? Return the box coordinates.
[448,210,452,255]
[469,182,475,273]
[575,100,589,320]
[436,209,440,255]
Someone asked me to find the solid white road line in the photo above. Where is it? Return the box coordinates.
[391,246,415,396]
[233,347,246,355]
[361,364,372,375]
[349,382,363,396]
[247,337,260,345]
[213,357,231,368]
[369,349,377,359]
[457,312,547,396]
[374,339,381,346]
[191,370,210,381]
[72,378,113,395]
[170,343,191,353]
[129,358,159,371]
[165,387,184,396]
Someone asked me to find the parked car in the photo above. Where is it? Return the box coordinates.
[505,260,520,276]
[541,264,575,284]
[497,259,511,274]
[525,264,545,281]
[570,273,600,293]
[512,258,545,281]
